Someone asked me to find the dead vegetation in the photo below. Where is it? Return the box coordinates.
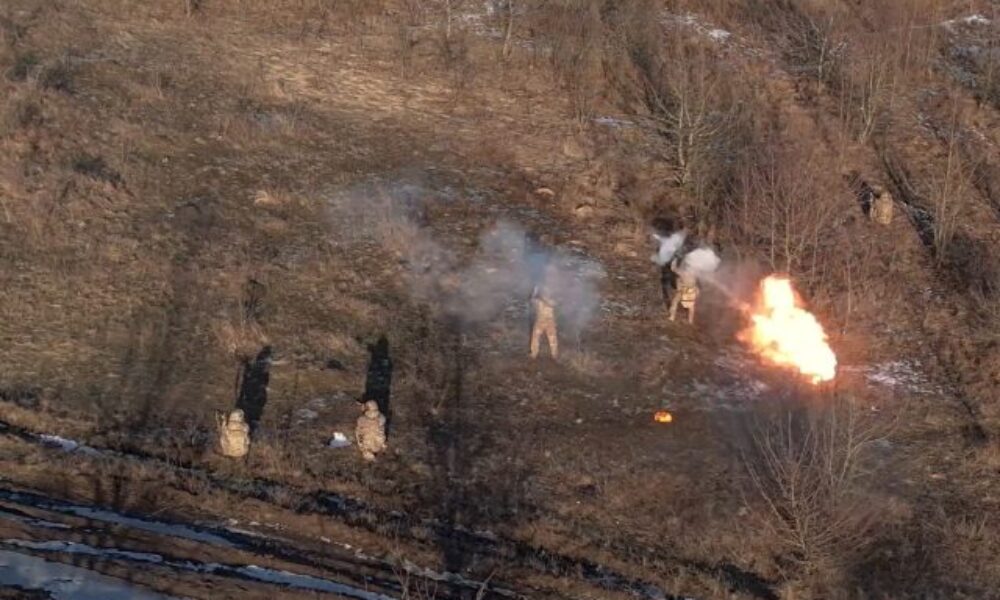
[742,397,894,594]
[0,0,999,598]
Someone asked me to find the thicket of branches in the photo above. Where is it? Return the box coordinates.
[742,397,892,593]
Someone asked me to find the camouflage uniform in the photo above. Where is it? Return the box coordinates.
[356,401,387,462]
[217,409,250,458]
[669,259,699,324]
[530,282,559,359]
[870,185,894,225]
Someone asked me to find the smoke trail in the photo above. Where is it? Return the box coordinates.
[651,231,687,266]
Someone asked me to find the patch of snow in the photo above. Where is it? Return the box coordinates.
[66,508,236,548]
[600,299,638,317]
[4,538,393,600]
[38,435,78,452]
[306,397,329,410]
[941,14,992,31]
[35,434,100,456]
[236,565,394,599]
[689,378,768,409]
[327,432,351,449]
[293,408,318,422]
[6,540,164,564]
[707,28,731,41]
[663,12,733,44]
[0,509,71,531]
[594,116,634,128]
[0,490,236,548]
[0,549,173,600]
[864,361,933,391]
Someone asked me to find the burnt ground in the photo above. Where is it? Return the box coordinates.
[0,1,999,599]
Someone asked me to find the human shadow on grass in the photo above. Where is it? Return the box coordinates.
[361,335,393,431]
[235,346,272,434]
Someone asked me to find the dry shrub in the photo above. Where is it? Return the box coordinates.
[627,33,750,188]
[914,509,1000,597]
[526,0,620,122]
[940,5,1000,108]
[0,89,42,136]
[942,231,1000,300]
[214,277,269,363]
[719,134,843,289]
[730,0,849,86]
[563,349,607,378]
[928,118,973,266]
[974,439,1000,472]
[837,41,895,143]
[526,0,660,123]
[743,397,891,592]
[214,319,267,364]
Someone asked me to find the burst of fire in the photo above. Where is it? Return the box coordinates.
[654,410,673,423]
[739,276,837,384]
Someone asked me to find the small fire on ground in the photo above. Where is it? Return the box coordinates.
[654,410,673,423]
[739,276,837,384]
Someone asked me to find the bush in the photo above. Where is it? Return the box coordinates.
[743,397,890,592]
[6,52,39,82]
[1,93,42,136]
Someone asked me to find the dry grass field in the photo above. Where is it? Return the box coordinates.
[0,1,999,598]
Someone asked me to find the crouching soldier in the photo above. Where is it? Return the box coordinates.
[530,266,559,360]
[869,185,894,225]
[669,258,699,324]
[356,400,387,462]
[216,409,250,459]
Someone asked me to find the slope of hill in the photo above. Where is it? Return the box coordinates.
[0,1,998,598]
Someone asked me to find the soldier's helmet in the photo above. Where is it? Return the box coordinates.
[363,400,380,415]
[871,184,884,197]
[229,409,245,423]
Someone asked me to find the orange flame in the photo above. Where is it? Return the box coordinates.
[654,410,673,423]
[739,276,837,384]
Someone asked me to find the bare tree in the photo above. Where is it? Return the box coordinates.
[723,140,842,285]
[852,48,892,143]
[645,51,721,185]
[930,111,972,265]
[743,397,889,585]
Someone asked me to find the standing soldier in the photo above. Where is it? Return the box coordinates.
[869,184,894,225]
[668,257,699,324]
[530,264,559,360]
[216,409,250,459]
[356,400,387,462]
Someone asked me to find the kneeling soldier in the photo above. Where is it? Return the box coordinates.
[217,409,250,459]
[356,400,387,462]
[870,185,894,225]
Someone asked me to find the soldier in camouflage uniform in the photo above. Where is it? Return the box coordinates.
[529,265,559,360]
[355,400,387,462]
[869,184,894,225]
[216,409,250,459]
[668,257,699,324]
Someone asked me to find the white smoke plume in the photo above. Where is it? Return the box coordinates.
[444,221,605,332]
[329,179,604,334]
[651,231,687,266]
[681,247,721,279]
